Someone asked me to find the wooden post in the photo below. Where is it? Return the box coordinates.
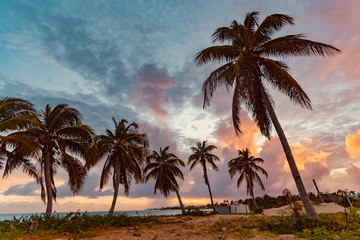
[312,179,324,203]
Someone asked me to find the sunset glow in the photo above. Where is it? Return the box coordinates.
[1,0,360,214]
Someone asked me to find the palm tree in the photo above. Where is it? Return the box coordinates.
[228,148,267,209]
[93,118,148,215]
[0,97,37,179]
[188,140,219,211]
[194,11,340,218]
[144,146,186,215]
[11,104,94,216]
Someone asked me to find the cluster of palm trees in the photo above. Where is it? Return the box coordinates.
[0,98,267,217]
[1,11,340,220]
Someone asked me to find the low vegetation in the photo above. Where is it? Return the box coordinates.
[0,211,162,239]
[2,208,360,239]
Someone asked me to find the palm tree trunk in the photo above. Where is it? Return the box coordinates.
[175,189,186,215]
[263,92,319,219]
[44,151,53,217]
[203,166,216,212]
[109,162,120,215]
[250,189,258,209]
[109,178,119,215]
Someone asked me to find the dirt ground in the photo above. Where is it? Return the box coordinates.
[79,214,302,240]
[20,203,347,240]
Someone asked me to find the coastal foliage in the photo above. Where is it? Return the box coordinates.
[194,11,340,219]
[92,118,149,215]
[5,104,94,217]
[144,146,186,214]
[188,140,220,212]
[228,148,267,208]
[2,211,360,239]
[0,97,37,178]
[0,212,162,239]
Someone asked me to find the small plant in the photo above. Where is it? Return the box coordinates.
[184,208,205,216]
[283,188,303,218]
[253,207,264,214]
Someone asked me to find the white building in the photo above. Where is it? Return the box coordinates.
[230,203,250,213]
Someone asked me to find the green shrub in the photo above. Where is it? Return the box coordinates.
[253,207,264,214]
[0,211,162,235]
[259,212,360,239]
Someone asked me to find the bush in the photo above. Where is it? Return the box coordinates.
[259,212,360,239]
[253,207,264,214]
[184,208,214,216]
[0,211,162,235]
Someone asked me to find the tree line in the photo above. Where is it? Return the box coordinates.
[0,97,268,217]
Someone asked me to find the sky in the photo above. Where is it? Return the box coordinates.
[0,0,360,214]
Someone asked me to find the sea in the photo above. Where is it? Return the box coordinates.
[0,209,183,221]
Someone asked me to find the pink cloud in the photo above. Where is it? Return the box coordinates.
[212,113,261,154]
[138,122,178,154]
[300,0,360,82]
[129,64,177,117]
[345,124,360,160]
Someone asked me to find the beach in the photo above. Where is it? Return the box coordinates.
[16,203,347,240]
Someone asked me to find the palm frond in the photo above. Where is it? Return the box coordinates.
[244,11,259,33]
[194,46,241,65]
[260,57,312,110]
[257,34,341,58]
[58,147,86,193]
[255,14,294,42]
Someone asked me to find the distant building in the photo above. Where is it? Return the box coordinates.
[214,203,250,214]
[230,203,250,214]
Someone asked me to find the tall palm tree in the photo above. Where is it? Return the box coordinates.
[0,97,37,179]
[188,140,219,211]
[144,146,186,215]
[93,118,148,215]
[228,148,267,209]
[194,11,340,218]
[11,104,94,216]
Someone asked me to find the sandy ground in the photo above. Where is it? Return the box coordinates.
[263,202,346,216]
[21,203,347,240]
[83,214,301,240]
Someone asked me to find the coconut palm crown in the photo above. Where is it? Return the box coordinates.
[10,104,94,216]
[144,146,186,214]
[93,118,149,215]
[188,140,219,211]
[0,97,37,179]
[194,11,340,219]
[228,148,267,209]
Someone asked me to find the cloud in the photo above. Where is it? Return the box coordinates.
[345,163,360,184]
[129,64,177,117]
[290,137,332,170]
[138,122,178,154]
[3,181,38,196]
[345,125,360,160]
[300,162,330,188]
[0,74,139,134]
[212,113,261,154]
[56,173,113,199]
[259,138,293,195]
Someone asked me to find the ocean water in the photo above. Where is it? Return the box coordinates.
[0,209,183,221]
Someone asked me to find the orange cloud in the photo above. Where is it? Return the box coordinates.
[212,114,261,154]
[345,126,360,160]
[320,36,360,81]
[289,137,332,170]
